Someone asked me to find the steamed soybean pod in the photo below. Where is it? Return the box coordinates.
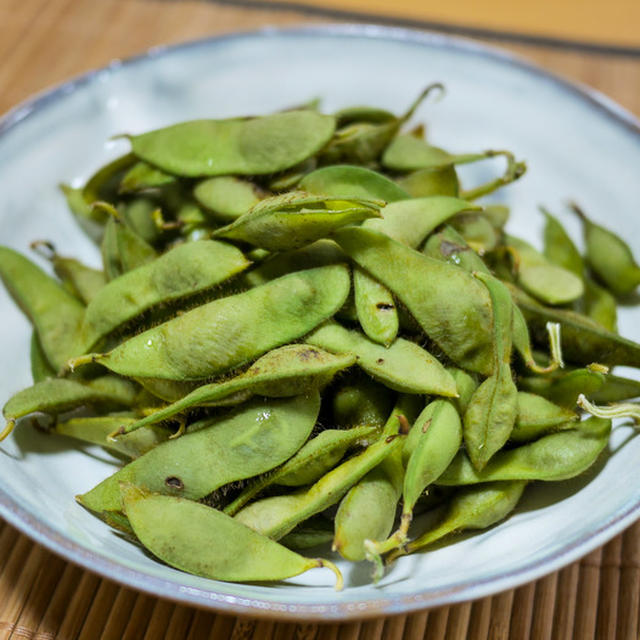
[78,393,320,514]
[123,489,343,588]
[68,265,350,380]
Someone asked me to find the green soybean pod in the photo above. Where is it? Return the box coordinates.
[242,240,345,288]
[77,393,321,514]
[483,205,510,230]
[590,374,640,404]
[60,154,135,243]
[437,417,611,486]
[396,166,459,198]
[122,489,343,588]
[2,376,139,441]
[320,85,441,165]
[60,184,107,244]
[233,404,409,540]
[541,207,584,277]
[129,110,336,177]
[101,216,123,281]
[116,345,355,436]
[518,367,607,408]
[506,235,584,305]
[390,481,527,561]
[367,399,463,564]
[332,227,494,375]
[0,246,85,371]
[583,276,618,332]
[463,272,518,470]
[54,414,169,459]
[572,203,640,297]
[382,134,486,171]
[76,240,250,352]
[119,161,176,193]
[353,267,399,346]
[450,212,500,254]
[422,224,490,273]
[366,197,480,249]
[30,241,106,304]
[510,392,578,442]
[422,228,561,374]
[299,164,410,202]
[193,176,262,222]
[224,424,379,517]
[120,198,163,246]
[307,320,458,397]
[68,264,350,381]
[333,449,404,563]
[510,284,640,368]
[211,192,382,251]
[280,518,335,550]
[30,332,56,383]
[344,196,475,346]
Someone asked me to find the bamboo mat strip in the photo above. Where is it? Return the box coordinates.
[0,520,636,637]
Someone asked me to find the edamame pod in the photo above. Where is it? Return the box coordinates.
[2,376,139,440]
[30,332,55,383]
[333,450,404,562]
[54,414,169,458]
[0,246,84,370]
[390,481,527,561]
[353,268,399,346]
[366,399,462,564]
[233,403,409,540]
[518,367,607,408]
[541,208,584,277]
[307,320,458,396]
[332,227,494,374]
[119,161,176,193]
[115,345,354,435]
[193,176,262,222]
[366,197,480,249]
[123,488,343,588]
[321,85,441,165]
[507,235,584,305]
[211,192,382,251]
[510,284,640,368]
[396,166,459,198]
[463,272,518,470]
[76,240,250,352]
[78,393,321,514]
[31,241,106,304]
[437,417,611,485]
[68,265,350,381]
[583,276,618,332]
[224,424,379,516]
[572,203,640,297]
[300,164,409,202]
[130,110,336,177]
[510,392,578,442]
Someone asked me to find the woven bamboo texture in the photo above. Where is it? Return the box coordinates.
[1,1,640,638]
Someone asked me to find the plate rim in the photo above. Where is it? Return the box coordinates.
[1,22,639,621]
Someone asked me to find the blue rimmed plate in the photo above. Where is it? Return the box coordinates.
[1,24,639,620]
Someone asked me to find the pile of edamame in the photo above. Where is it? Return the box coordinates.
[2,87,640,588]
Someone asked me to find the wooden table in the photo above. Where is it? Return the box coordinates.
[1,1,639,638]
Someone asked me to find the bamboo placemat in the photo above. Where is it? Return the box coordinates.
[1,1,640,638]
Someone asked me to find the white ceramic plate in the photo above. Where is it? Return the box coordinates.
[1,25,640,621]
